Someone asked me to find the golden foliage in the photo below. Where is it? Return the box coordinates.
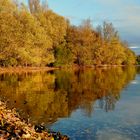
[0,67,136,123]
[0,0,136,67]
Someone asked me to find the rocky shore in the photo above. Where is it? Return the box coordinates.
[0,101,69,140]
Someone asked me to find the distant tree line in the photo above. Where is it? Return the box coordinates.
[0,0,136,67]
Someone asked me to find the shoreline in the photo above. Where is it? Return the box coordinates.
[0,100,69,139]
[0,65,139,73]
[0,67,59,73]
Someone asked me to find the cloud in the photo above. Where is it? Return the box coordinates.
[131,80,138,84]
[97,129,131,140]
[19,0,140,53]
[97,0,123,6]
[91,0,140,49]
[129,46,139,49]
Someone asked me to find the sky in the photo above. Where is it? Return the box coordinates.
[21,0,140,54]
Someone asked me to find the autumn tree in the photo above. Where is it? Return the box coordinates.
[93,22,136,65]
[28,0,41,14]
[17,8,53,66]
[65,19,97,66]
[0,0,20,66]
[122,42,136,65]
[0,0,136,67]
[0,0,54,67]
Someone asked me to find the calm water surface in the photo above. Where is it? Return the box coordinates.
[0,66,140,140]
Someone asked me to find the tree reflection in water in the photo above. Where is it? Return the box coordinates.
[0,66,137,124]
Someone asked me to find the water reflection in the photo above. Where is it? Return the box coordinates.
[0,66,137,124]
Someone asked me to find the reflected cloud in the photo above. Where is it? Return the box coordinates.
[131,80,138,84]
[129,46,139,49]
[96,129,131,140]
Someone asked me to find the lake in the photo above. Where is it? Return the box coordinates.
[0,66,140,140]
